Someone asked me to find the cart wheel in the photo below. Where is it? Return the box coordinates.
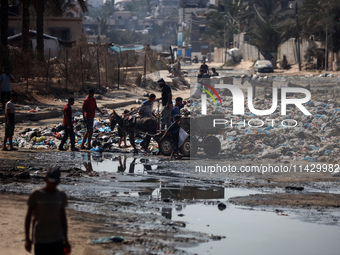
[203,136,221,156]
[159,137,172,156]
[180,136,198,157]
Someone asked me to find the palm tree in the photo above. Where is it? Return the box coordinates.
[1,0,9,47]
[300,0,340,53]
[21,0,30,52]
[238,0,293,63]
[101,0,115,18]
[20,0,88,59]
[36,0,87,60]
[204,0,240,48]
[0,0,10,67]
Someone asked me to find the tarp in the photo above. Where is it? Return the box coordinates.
[109,45,144,52]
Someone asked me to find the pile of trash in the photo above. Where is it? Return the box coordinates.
[7,112,160,153]
[185,93,340,163]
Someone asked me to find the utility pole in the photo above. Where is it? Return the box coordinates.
[325,18,328,71]
[295,2,301,71]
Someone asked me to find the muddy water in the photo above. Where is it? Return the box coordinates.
[78,154,340,255]
[177,203,340,255]
[4,152,340,254]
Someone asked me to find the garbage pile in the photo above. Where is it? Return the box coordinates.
[8,112,160,153]
[185,93,340,163]
[13,116,113,151]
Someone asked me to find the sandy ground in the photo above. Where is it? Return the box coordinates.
[0,193,114,255]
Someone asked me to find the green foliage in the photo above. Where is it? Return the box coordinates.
[238,0,293,60]
[205,0,294,61]
[304,41,323,62]
[204,0,239,47]
[300,0,340,53]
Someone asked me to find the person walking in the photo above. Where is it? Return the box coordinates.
[2,93,18,151]
[156,78,173,129]
[118,110,129,148]
[80,89,104,150]
[25,167,71,255]
[58,97,78,151]
[0,67,14,111]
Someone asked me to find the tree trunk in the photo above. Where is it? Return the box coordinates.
[1,0,9,67]
[22,0,30,52]
[1,0,9,47]
[35,0,45,61]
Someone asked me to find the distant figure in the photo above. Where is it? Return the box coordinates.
[80,89,105,150]
[0,67,14,110]
[197,69,210,79]
[2,93,18,151]
[58,97,78,151]
[25,167,71,255]
[211,67,219,76]
[193,56,198,63]
[118,110,129,148]
[139,94,156,118]
[200,61,209,73]
[156,78,173,129]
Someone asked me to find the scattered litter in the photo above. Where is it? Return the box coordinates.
[92,236,125,244]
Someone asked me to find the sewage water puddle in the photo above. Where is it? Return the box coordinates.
[78,153,159,173]
[165,189,340,255]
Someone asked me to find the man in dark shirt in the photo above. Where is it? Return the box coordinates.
[156,78,173,129]
[211,68,219,76]
[25,167,70,255]
[58,97,78,151]
[197,69,210,79]
[171,97,186,123]
[162,114,181,159]
[200,60,208,73]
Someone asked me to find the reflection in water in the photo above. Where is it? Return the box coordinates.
[118,155,127,172]
[160,186,224,200]
[129,158,136,173]
[161,207,172,219]
[83,153,93,172]
[79,153,158,173]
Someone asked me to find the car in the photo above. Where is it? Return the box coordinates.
[254,60,274,73]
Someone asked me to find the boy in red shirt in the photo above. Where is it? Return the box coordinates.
[58,97,78,151]
[80,89,104,149]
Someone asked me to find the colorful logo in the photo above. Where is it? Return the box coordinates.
[199,83,222,106]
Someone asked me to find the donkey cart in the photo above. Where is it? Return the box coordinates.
[158,115,224,157]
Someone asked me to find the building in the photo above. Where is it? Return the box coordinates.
[7,1,85,43]
[87,0,104,8]
[9,16,83,42]
[178,6,212,60]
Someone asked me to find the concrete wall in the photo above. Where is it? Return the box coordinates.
[278,38,311,65]
[214,47,228,63]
